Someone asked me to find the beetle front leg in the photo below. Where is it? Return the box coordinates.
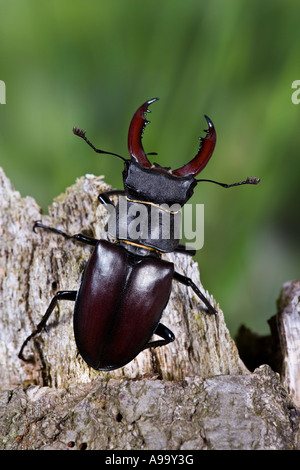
[173,271,217,315]
[175,244,196,256]
[33,221,99,246]
[143,323,175,350]
[18,290,77,363]
[98,189,125,208]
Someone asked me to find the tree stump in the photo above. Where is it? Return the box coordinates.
[0,167,299,450]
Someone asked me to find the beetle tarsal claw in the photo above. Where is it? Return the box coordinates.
[73,127,86,138]
[33,220,40,233]
[245,176,261,185]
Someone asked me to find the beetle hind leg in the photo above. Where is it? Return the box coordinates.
[143,322,175,350]
[173,271,217,315]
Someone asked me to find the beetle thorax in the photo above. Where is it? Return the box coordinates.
[123,160,197,206]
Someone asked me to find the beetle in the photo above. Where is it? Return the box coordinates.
[18,98,260,371]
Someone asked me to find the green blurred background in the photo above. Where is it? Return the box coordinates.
[0,0,299,336]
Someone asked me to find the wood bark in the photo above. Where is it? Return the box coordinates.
[274,281,300,407]
[237,280,300,409]
[0,167,299,450]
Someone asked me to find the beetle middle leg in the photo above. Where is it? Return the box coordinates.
[18,290,77,362]
[143,323,175,350]
[173,271,217,315]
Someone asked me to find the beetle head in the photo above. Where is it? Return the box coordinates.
[74,98,259,205]
[124,98,216,205]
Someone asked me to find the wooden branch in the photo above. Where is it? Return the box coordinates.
[0,167,299,450]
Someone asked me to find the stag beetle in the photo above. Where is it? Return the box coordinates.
[19,98,260,371]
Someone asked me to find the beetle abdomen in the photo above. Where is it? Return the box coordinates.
[73,240,174,370]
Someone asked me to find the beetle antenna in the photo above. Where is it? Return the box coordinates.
[196,176,261,188]
[73,127,127,161]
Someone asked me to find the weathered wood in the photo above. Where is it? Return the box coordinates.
[0,365,298,450]
[274,281,300,407]
[0,167,246,390]
[236,281,300,409]
[1,167,299,450]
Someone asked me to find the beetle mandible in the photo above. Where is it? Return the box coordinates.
[19,98,260,371]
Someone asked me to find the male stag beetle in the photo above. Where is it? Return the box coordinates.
[19,98,260,371]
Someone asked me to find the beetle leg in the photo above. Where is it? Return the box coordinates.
[173,271,217,315]
[18,290,77,363]
[33,221,99,246]
[143,323,175,350]
[175,244,196,256]
[98,189,125,208]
